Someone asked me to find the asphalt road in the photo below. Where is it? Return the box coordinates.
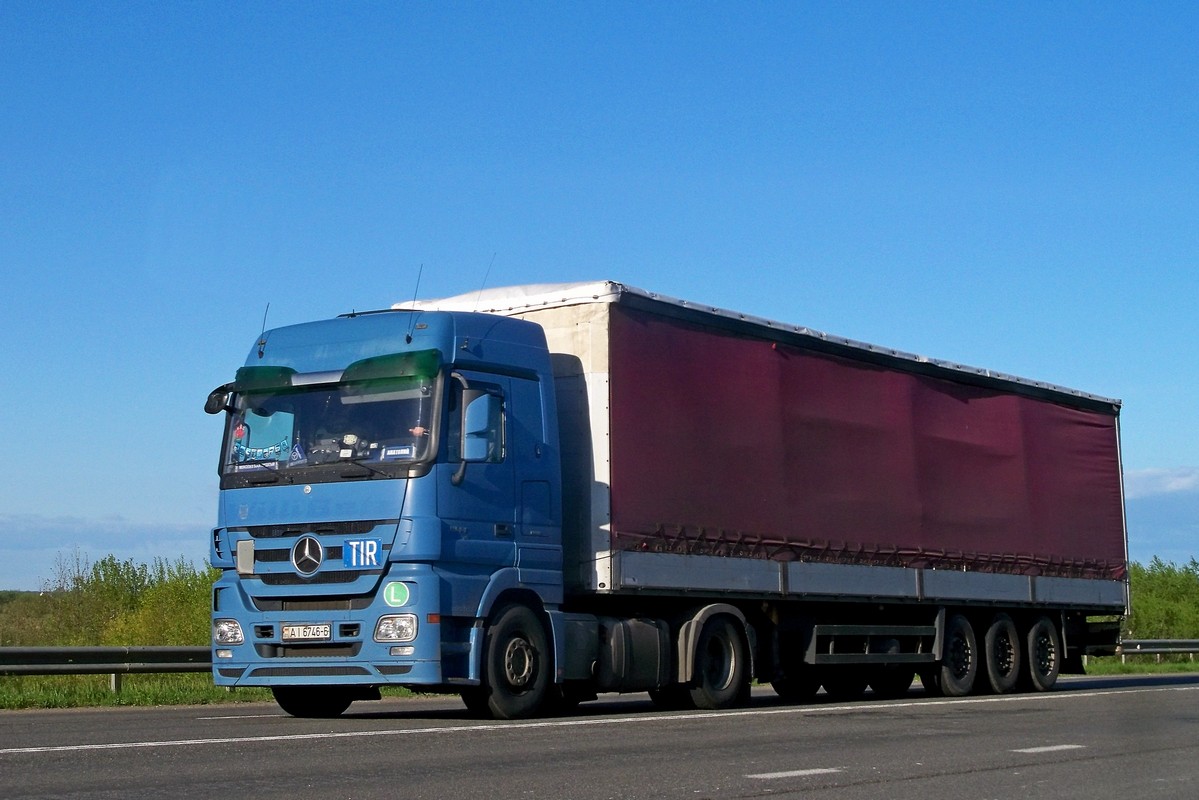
[1,674,1197,800]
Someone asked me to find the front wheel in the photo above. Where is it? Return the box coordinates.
[272,686,354,718]
[482,604,552,720]
[688,616,749,710]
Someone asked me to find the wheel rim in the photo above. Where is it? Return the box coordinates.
[503,636,536,689]
[1033,630,1056,676]
[994,631,1016,676]
[701,625,736,691]
[948,631,973,679]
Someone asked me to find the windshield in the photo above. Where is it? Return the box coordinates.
[219,375,437,484]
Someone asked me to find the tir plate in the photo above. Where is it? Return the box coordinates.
[282,623,332,642]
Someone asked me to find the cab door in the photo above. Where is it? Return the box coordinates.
[436,372,517,571]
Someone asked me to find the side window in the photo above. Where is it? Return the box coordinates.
[447,381,505,463]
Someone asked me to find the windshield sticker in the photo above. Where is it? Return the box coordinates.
[381,445,415,460]
[234,437,290,463]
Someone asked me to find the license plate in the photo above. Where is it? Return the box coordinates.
[282,623,331,642]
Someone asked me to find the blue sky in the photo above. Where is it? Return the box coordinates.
[2,3,1196,590]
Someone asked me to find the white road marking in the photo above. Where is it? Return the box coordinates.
[1,683,1193,757]
[1012,744,1086,754]
[747,768,843,779]
[195,713,284,720]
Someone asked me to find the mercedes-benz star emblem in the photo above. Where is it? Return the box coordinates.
[291,536,324,577]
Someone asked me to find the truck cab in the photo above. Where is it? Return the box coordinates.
[206,308,563,718]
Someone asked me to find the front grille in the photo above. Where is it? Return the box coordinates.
[256,545,345,563]
[237,520,396,539]
[248,666,371,678]
[252,596,373,612]
[375,665,414,676]
[254,643,364,659]
[259,570,382,586]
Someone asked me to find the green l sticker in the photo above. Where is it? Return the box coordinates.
[383,582,410,608]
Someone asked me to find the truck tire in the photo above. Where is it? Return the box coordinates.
[1025,615,1062,692]
[272,686,354,718]
[983,613,1022,694]
[937,614,978,697]
[482,604,551,720]
[688,616,748,710]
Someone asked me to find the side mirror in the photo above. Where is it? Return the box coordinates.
[205,385,233,415]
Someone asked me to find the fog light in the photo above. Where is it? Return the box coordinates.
[213,619,244,645]
[374,614,417,642]
[216,649,234,659]
[390,646,415,657]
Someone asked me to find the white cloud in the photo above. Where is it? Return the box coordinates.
[1124,467,1199,499]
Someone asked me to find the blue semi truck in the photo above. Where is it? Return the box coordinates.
[206,282,1127,718]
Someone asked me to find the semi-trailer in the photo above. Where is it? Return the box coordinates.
[206,281,1127,718]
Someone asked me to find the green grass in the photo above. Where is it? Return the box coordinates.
[0,674,273,710]
[1083,657,1199,676]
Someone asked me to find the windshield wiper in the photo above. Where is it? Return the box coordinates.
[340,458,391,479]
[231,459,284,484]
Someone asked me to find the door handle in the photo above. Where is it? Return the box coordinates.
[494,523,513,538]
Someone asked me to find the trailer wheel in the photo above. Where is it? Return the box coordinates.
[688,616,748,710]
[272,686,354,718]
[482,604,551,720]
[937,614,978,697]
[983,613,1022,694]
[1025,615,1061,692]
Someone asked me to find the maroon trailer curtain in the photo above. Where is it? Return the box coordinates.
[607,306,1126,580]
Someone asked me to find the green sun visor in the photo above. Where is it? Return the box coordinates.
[341,349,443,383]
[233,365,299,392]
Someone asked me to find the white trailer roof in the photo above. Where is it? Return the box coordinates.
[396,280,1120,411]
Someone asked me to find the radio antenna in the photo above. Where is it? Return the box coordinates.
[256,303,271,359]
[473,252,497,312]
[405,265,423,344]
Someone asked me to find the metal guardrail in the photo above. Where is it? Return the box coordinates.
[0,646,211,692]
[1118,639,1199,659]
[0,640,1195,689]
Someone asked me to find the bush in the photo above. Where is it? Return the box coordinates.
[1124,557,1199,641]
[0,550,217,648]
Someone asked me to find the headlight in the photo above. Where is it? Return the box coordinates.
[374,614,417,643]
[213,619,245,645]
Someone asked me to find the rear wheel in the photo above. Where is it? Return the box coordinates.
[688,617,748,710]
[983,613,1022,694]
[272,686,354,718]
[482,604,551,720]
[1025,615,1062,692]
[937,614,978,697]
